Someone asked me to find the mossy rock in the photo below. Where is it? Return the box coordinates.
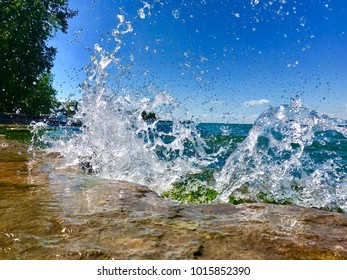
[162,170,218,204]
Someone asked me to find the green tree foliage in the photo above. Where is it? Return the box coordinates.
[24,72,57,115]
[55,99,78,116]
[0,0,77,114]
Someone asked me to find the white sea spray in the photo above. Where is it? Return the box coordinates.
[216,97,347,211]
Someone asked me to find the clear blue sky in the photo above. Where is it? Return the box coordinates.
[49,0,347,123]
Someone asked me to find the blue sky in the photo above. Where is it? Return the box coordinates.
[50,0,347,123]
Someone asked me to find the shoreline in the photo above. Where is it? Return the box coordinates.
[0,112,48,125]
[0,137,347,259]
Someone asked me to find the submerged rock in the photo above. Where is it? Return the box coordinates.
[0,140,346,259]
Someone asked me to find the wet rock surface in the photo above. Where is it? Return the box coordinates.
[1,140,347,259]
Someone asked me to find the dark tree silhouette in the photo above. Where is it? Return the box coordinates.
[0,0,77,114]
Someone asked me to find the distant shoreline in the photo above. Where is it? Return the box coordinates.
[0,113,253,126]
[0,113,83,126]
[0,113,48,125]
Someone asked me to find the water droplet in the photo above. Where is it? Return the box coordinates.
[232,12,240,18]
[138,8,146,19]
[172,9,180,19]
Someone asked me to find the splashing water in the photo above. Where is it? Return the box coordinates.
[30,3,347,212]
[216,97,347,211]
[47,89,215,192]
[37,14,216,193]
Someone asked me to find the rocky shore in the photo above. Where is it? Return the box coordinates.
[0,139,346,259]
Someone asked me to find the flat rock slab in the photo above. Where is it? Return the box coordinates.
[0,140,347,259]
